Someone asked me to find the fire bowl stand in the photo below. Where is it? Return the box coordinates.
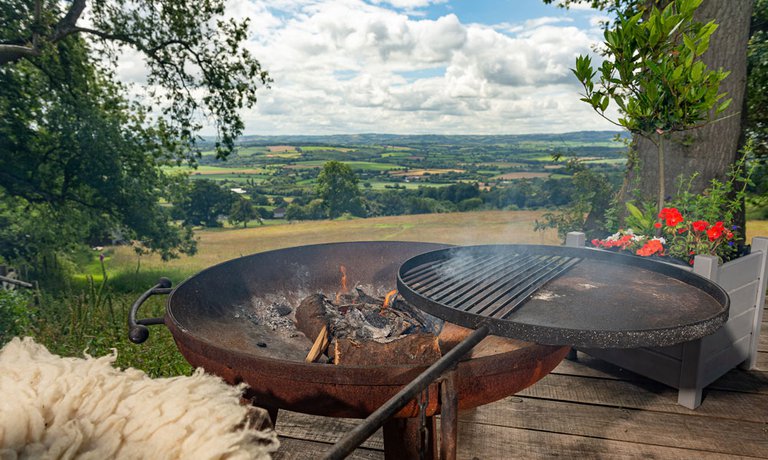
[324,325,490,460]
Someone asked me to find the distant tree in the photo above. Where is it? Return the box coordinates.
[174,180,235,227]
[228,197,260,228]
[316,161,365,218]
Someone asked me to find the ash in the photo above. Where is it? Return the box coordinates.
[236,293,298,334]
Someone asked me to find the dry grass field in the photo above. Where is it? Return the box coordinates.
[109,210,559,272]
[108,210,768,275]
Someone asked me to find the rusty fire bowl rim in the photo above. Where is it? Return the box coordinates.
[162,241,567,385]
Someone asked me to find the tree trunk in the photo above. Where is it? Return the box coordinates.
[623,0,753,203]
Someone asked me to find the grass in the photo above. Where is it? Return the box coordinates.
[108,210,559,273]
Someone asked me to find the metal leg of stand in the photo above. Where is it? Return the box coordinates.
[439,369,459,460]
[383,416,436,460]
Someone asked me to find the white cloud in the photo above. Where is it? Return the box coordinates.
[111,0,614,135]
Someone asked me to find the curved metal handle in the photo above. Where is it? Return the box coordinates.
[128,277,173,344]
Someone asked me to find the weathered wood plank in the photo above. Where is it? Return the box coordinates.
[275,411,384,450]
[454,417,758,460]
[758,351,767,370]
[460,397,768,457]
[274,437,383,460]
[554,351,768,394]
[517,373,768,423]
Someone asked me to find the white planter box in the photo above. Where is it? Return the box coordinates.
[566,233,768,409]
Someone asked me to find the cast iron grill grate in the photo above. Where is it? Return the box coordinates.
[399,251,581,320]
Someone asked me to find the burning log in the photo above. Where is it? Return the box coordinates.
[294,287,444,366]
[331,334,441,366]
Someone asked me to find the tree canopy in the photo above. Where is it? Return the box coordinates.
[316,161,365,219]
[0,1,269,266]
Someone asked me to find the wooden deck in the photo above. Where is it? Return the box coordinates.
[271,310,768,459]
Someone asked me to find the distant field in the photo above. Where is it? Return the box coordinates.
[492,172,550,180]
[191,166,267,175]
[583,158,627,165]
[300,146,355,152]
[477,162,528,168]
[267,145,297,153]
[390,168,464,176]
[285,160,403,171]
[365,181,448,190]
[107,210,560,273]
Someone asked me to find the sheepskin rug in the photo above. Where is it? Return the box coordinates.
[0,337,279,459]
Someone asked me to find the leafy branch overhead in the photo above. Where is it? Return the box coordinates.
[0,0,271,159]
[571,0,733,216]
[572,0,731,135]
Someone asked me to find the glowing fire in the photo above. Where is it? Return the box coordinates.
[335,265,348,303]
[382,290,398,309]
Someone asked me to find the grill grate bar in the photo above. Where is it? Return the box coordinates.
[428,254,539,302]
[433,254,538,308]
[437,254,545,306]
[486,256,582,319]
[402,252,510,296]
[462,255,575,315]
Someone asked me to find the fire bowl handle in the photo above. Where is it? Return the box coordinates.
[128,277,173,344]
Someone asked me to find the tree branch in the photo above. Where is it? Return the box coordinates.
[51,0,87,42]
[0,0,87,65]
[0,45,41,65]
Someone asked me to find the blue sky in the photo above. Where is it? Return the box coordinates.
[118,0,615,135]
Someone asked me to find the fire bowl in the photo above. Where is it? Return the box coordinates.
[140,241,569,419]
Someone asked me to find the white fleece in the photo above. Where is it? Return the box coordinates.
[0,337,279,460]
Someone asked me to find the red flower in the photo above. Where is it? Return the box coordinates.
[692,220,709,232]
[654,222,662,229]
[636,239,664,257]
[658,207,683,227]
[707,221,725,241]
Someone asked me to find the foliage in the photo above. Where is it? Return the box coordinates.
[12,253,193,376]
[591,153,751,264]
[534,158,618,241]
[572,0,731,213]
[0,0,269,159]
[0,0,269,268]
[228,197,260,228]
[316,161,365,218]
[173,179,235,228]
[0,289,33,344]
[747,0,768,160]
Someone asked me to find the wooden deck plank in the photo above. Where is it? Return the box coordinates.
[517,373,768,423]
[460,397,768,457]
[274,438,383,460]
[453,418,759,460]
[275,411,384,450]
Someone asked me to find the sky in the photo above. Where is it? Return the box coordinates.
[119,0,615,136]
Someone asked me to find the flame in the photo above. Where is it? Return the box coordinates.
[335,265,348,303]
[382,290,398,309]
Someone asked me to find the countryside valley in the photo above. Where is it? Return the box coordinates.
[173,130,628,226]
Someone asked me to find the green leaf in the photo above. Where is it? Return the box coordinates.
[716,98,732,113]
[691,61,704,81]
[683,34,696,54]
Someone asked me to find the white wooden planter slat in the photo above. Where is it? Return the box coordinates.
[567,233,768,409]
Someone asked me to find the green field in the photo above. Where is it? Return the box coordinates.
[285,160,404,171]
